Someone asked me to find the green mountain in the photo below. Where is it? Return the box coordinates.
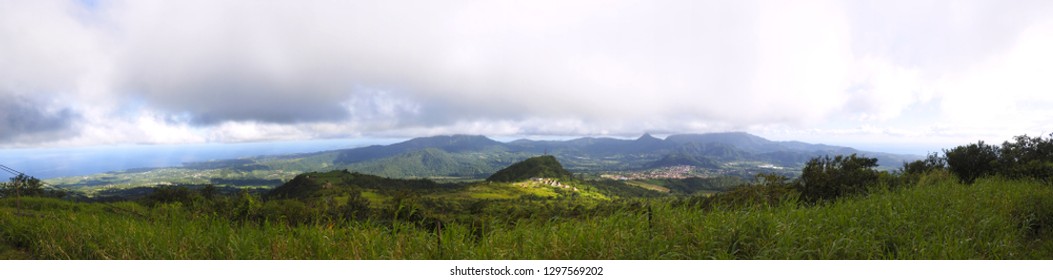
[266,170,452,200]
[486,155,574,182]
[647,152,719,169]
[346,148,504,178]
[333,135,507,165]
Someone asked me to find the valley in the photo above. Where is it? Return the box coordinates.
[42,132,917,198]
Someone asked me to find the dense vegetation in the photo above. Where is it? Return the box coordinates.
[3,172,1052,259]
[3,133,1053,259]
[486,155,573,182]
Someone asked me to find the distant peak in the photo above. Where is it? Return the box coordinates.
[409,134,496,143]
[637,133,661,141]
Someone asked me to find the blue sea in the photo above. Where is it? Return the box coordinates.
[0,138,398,179]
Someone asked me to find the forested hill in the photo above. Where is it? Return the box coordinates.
[486,155,574,182]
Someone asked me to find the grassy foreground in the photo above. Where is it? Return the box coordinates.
[2,172,1052,259]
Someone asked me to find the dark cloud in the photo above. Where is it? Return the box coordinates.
[0,95,78,142]
[126,76,353,125]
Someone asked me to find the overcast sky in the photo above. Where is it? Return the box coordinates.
[2,0,1052,154]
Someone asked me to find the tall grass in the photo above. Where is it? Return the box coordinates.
[2,173,1051,259]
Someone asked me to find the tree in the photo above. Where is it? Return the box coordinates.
[796,154,879,203]
[341,190,372,220]
[997,134,1053,180]
[199,184,218,200]
[1,174,48,198]
[900,152,945,176]
[140,186,198,206]
[944,141,999,184]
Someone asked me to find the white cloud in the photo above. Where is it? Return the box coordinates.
[931,17,1053,141]
[1,0,1052,152]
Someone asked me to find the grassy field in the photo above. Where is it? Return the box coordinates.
[2,172,1052,259]
[625,181,671,193]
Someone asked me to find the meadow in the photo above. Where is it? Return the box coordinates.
[3,171,1051,259]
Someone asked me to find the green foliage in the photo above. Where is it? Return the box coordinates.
[486,156,573,182]
[944,141,1000,184]
[896,153,946,188]
[18,133,1053,259]
[139,186,199,207]
[647,153,718,169]
[797,154,879,203]
[680,173,798,211]
[257,199,313,225]
[900,152,945,176]
[266,170,453,201]
[941,135,1053,184]
[997,134,1053,181]
[3,174,1052,259]
[345,148,507,179]
[652,177,744,195]
[0,174,64,199]
[1013,189,1053,240]
[589,180,665,198]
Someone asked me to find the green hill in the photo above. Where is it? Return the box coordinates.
[266,170,451,200]
[346,148,507,179]
[486,155,573,182]
[647,153,719,169]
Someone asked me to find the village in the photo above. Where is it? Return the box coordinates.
[600,165,724,180]
[525,177,578,192]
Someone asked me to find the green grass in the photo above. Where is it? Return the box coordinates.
[2,173,1052,259]
[626,180,671,193]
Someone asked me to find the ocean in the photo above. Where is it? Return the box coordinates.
[0,138,397,179]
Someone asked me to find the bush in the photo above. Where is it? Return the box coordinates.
[796,154,879,203]
[139,186,200,207]
[900,153,945,176]
[944,141,1000,184]
[701,173,798,210]
[998,134,1053,181]
[342,191,372,220]
[0,174,65,198]
[258,199,313,225]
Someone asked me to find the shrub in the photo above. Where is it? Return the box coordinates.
[900,152,945,176]
[796,154,879,203]
[944,141,999,184]
[258,199,312,225]
[702,173,798,210]
[998,134,1053,181]
[0,174,65,198]
[139,186,199,207]
[342,191,372,220]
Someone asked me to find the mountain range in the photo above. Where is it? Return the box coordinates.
[203,132,918,179]
[47,132,922,191]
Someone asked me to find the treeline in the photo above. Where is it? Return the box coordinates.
[683,133,1053,211]
[943,135,1053,183]
[0,174,66,199]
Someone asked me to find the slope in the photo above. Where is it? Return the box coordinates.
[486,155,574,182]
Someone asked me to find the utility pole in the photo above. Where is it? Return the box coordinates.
[14,175,21,216]
[1,165,27,216]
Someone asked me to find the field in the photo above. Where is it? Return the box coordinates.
[3,172,1052,259]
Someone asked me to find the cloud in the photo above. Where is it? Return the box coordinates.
[0,94,78,142]
[105,0,856,126]
[1,0,1052,149]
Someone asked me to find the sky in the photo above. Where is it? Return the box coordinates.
[2,0,1053,156]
